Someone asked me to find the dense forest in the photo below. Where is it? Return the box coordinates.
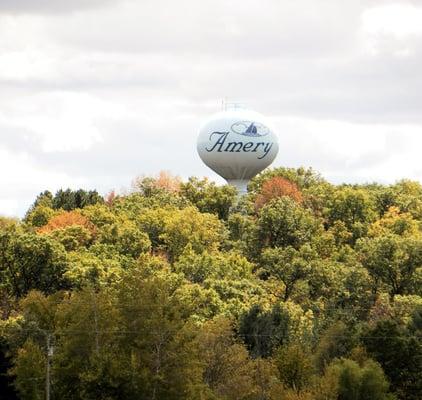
[0,168,421,400]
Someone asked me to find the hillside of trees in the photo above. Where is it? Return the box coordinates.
[0,168,421,400]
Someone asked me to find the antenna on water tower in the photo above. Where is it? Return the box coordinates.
[197,103,279,196]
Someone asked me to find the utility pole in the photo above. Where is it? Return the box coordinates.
[46,333,53,400]
[92,291,100,356]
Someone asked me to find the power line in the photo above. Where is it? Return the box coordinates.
[7,327,421,340]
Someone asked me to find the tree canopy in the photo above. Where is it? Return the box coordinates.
[0,168,420,400]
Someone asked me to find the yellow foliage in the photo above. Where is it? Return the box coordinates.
[392,294,422,325]
[160,206,226,261]
[368,206,420,237]
[279,301,314,342]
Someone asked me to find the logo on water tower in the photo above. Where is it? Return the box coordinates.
[231,121,270,137]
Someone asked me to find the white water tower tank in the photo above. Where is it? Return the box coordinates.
[197,107,279,195]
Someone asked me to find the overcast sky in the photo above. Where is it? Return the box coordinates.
[1,0,422,216]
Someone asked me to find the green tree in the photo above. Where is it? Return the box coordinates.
[274,342,314,392]
[197,317,257,400]
[10,339,45,400]
[391,180,422,218]
[334,264,374,320]
[238,304,290,358]
[160,207,226,262]
[328,358,393,400]
[325,187,376,242]
[24,191,54,226]
[357,234,422,297]
[25,205,56,228]
[261,245,315,302]
[98,219,151,258]
[257,197,322,250]
[52,189,104,211]
[65,249,127,288]
[362,319,421,400]
[174,249,254,284]
[47,225,93,251]
[180,177,237,220]
[4,292,65,400]
[115,267,204,399]
[52,289,123,400]
[81,203,117,227]
[0,231,69,297]
[314,322,357,372]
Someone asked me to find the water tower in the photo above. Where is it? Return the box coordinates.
[197,106,279,195]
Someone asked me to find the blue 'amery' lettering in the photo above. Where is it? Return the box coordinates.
[205,132,273,159]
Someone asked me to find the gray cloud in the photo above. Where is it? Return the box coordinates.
[1,0,422,216]
[0,0,119,14]
[50,0,360,56]
[0,128,40,153]
[2,0,421,124]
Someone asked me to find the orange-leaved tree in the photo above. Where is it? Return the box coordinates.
[37,210,95,235]
[255,176,303,210]
[132,171,181,195]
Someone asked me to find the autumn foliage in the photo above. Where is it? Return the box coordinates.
[2,168,421,400]
[132,171,181,194]
[155,170,182,192]
[37,210,95,234]
[105,190,117,206]
[255,177,303,210]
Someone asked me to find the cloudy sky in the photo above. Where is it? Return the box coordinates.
[1,0,422,216]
